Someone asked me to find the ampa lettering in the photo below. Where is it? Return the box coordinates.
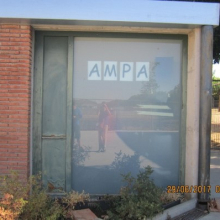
[88,61,149,81]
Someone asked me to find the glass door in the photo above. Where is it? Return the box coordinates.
[72,37,183,194]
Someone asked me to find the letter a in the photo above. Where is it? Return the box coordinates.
[136,62,149,81]
[89,64,100,77]
[88,61,101,80]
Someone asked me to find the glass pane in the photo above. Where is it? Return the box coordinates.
[72,37,182,194]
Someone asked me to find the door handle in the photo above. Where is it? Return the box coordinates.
[42,135,66,139]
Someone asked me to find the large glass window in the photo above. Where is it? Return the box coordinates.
[72,37,182,194]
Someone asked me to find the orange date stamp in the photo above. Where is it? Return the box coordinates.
[167,185,211,193]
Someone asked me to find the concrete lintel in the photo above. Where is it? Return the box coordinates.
[0,0,219,27]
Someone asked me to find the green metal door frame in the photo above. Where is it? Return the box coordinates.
[33,33,73,192]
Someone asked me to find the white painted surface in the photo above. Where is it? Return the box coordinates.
[0,0,219,26]
[152,199,197,220]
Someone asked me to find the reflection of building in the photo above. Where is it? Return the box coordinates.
[0,0,219,218]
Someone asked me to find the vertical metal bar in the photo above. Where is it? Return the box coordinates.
[180,37,188,186]
[65,36,73,192]
[32,32,44,175]
[30,28,35,177]
[198,25,213,203]
[218,95,220,112]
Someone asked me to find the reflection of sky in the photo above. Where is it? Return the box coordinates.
[73,38,182,101]
[155,57,180,92]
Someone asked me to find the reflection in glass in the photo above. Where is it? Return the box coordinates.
[72,37,182,194]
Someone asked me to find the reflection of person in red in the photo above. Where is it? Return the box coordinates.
[98,102,111,152]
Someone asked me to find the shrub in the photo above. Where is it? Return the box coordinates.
[160,191,182,205]
[62,190,90,219]
[0,171,29,220]
[0,171,89,220]
[106,166,164,220]
[0,193,27,220]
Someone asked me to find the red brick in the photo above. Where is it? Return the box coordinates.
[0,80,9,84]
[0,50,20,55]
[8,97,29,102]
[0,135,18,140]
[0,127,16,132]
[0,42,20,46]
[8,89,29,94]
[0,72,30,76]
[0,152,19,157]
[20,34,31,38]
[0,115,9,118]
[0,46,11,50]
[10,29,30,34]
[18,93,30,97]
[8,131,28,136]
[8,123,29,128]
[0,106,9,110]
[0,29,9,33]
[0,132,7,135]
[0,59,19,63]
[20,42,32,47]
[0,110,19,115]
[1,85,29,90]
[8,157,28,162]
[1,25,20,29]
[10,37,31,42]
[0,145,17,148]
[9,46,31,51]
[7,148,27,153]
[0,24,31,179]
[8,78,30,86]
[0,89,9,93]
[10,54,30,59]
[19,59,31,64]
[0,97,9,101]
[19,50,31,55]
[0,37,10,41]
[0,33,20,37]
[0,54,10,58]
[7,140,28,145]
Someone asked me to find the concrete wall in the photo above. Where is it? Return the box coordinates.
[185,28,201,199]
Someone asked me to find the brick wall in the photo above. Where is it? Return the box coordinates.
[0,24,32,179]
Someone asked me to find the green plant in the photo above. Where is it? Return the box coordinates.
[62,190,90,219]
[0,171,29,220]
[0,171,90,220]
[19,191,64,220]
[62,190,89,210]
[106,166,163,220]
[0,193,27,220]
[160,191,182,205]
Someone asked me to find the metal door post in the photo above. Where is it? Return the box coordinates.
[198,25,213,204]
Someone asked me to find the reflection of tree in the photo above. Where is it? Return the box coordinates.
[124,63,160,105]
[167,84,181,118]
[111,151,140,176]
[72,144,91,166]
[141,62,159,95]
